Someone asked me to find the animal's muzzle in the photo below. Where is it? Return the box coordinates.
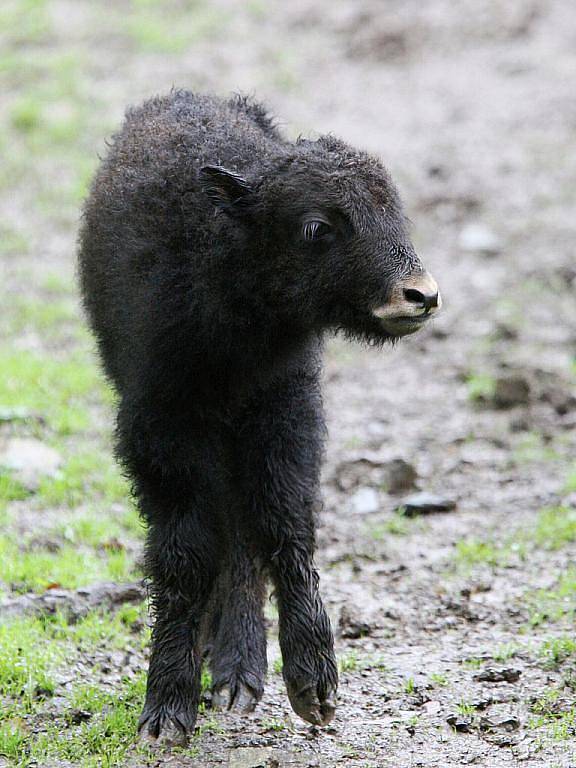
[372,270,442,336]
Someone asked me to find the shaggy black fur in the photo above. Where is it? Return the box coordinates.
[78,90,428,745]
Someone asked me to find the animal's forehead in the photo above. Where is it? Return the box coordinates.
[328,168,402,229]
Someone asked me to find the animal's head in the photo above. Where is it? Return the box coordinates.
[200,136,441,343]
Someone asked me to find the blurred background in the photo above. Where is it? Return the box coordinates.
[0,1,575,766]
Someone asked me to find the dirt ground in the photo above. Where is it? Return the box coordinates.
[1,1,576,766]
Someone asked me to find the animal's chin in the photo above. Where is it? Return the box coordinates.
[375,314,429,337]
[329,306,413,345]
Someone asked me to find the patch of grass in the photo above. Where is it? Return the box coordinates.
[261,717,286,732]
[49,607,148,652]
[0,616,61,709]
[0,349,107,434]
[462,657,484,669]
[124,2,225,53]
[0,535,138,592]
[513,433,560,464]
[454,538,515,569]
[466,372,496,403]
[368,511,413,538]
[529,690,576,742]
[456,699,476,717]
[0,722,28,762]
[41,272,75,294]
[38,450,128,509]
[268,49,299,92]
[339,650,360,673]
[539,636,576,669]
[0,473,30,517]
[0,223,29,256]
[272,657,283,675]
[0,607,152,764]
[403,677,415,694]
[0,0,51,47]
[338,651,387,674]
[32,672,147,766]
[3,296,79,337]
[430,672,448,687]
[565,469,576,493]
[533,507,576,550]
[492,643,519,662]
[454,506,576,574]
[528,569,576,626]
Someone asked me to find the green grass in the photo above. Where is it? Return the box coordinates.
[3,296,79,337]
[338,651,387,674]
[0,349,107,434]
[338,650,360,673]
[124,2,226,53]
[466,372,496,403]
[367,511,414,538]
[454,507,576,572]
[261,717,287,732]
[533,507,576,550]
[539,636,576,669]
[0,224,29,256]
[456,699,476,717]
[565,467,576,493]
[429,672,448,687]
[0,473,31,517]
[0,534,138,592]
[0,616,61,708]
[0,609,156,765]
[454,538,518,569]
[30,673,148,766]
[529,689,576,742]
[38,450,128,509]
[512,433,561,464]
[492,642,519,662]
[528,569,576,626]
[0,0,51,47]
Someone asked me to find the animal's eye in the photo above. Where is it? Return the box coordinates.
[302,219,333,242]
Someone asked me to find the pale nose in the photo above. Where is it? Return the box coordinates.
[403,287,440,312]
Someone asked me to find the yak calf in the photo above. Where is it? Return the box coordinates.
[78,91,441,746]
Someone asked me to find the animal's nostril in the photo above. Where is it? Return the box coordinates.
[403,288,439,311]
[404,288,426,306]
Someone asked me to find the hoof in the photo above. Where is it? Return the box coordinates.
[137,711,192,749]
[212,681,260,713]
[286,680,337,726]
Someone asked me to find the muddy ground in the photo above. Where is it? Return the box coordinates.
[1,1,576,766]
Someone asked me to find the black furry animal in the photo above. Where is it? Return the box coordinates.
[78,90,441,746]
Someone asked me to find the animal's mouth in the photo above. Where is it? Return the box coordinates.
[376,312,432,337]
[372,270,442,337]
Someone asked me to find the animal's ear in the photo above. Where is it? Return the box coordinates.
[200,165,254,218]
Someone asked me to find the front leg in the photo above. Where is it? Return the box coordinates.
[239,370,338,726]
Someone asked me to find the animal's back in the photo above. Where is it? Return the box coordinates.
[78,91,283,390]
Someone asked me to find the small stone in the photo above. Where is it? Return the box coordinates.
[68,709,92,725]
[446,713,473,733]
[479,715,520,732]
[0,437,62,491]
[492,375,531,409]
[459,223,502,256]
[398,493,457,517]
[474,667,521,683]
[351,486,380,514]
[338,604,373,639]
[382,458,418,494]
[424,700,442,716]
